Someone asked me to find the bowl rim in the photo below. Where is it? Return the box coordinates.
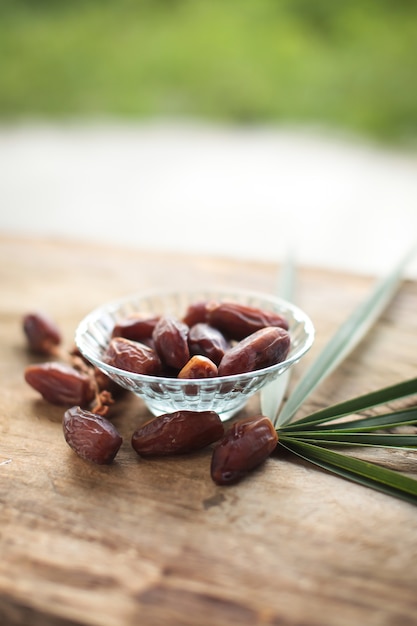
[75,286,315,386]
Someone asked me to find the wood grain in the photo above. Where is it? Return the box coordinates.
[1,235,416,626]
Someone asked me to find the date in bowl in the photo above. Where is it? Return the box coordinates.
[75,288,315,421]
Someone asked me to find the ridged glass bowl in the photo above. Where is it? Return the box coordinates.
[75,288,315,421]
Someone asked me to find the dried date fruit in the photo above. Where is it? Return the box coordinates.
[105,337,162,375]
[112,314,161,342]
[63,406,123,464]
[152,316,190,370]
[24,362,96,406]
[131,410,224,456]
[178,355,218,379]
[182,300,212,327]
[207,302,289,340]
[217,326,290,376]
[188,323,229,365]
[211,415,278,485]
[23,311,62,355]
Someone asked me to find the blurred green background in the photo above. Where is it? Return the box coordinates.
[1,0,416,145]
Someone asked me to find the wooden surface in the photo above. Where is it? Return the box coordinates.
[1,235,416,626]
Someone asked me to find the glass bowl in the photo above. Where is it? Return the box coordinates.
[75,288,315,421]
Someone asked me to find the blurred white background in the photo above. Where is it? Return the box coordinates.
[1,121,416,279]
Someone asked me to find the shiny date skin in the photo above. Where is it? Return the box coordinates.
[23,311,62,355]
[211,415,278,485]
[24,362,96,406]
[152,316,190,370]
[178,355,218,379]
[182,301,211,327]
[217,326,291,376]
[207,302,289,340]
[111,313,161,342]
[63,406,123,464]
[105,337,162,375]
[188,322,229,366]
[131,410,224,456]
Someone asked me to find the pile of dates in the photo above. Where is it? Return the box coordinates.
[22,300,290,484]
[105,299,290,378]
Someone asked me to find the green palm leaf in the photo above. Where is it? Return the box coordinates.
[301,407,417,433]
[280,378,417,431]
[279,437,417,506]
[276,379,417,503]
[277,244,417,427]
[264,245,417,504]
[281,432,417,449]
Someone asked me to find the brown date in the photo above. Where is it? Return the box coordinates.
[131,410,224,456]
[24,362,96,406]
[182,300,212,327]
[104,337,162,375]
[63,406,123,464]
[112,313,161,342]
[152,316,190,370]
[178,355,218,379]
[188,322,229,365]
[217,326,290,376]
[207,302,289,340]
[211,414,278,485]
[23,311,62,355]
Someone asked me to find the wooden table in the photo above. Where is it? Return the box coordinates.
[1,235,416,626]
